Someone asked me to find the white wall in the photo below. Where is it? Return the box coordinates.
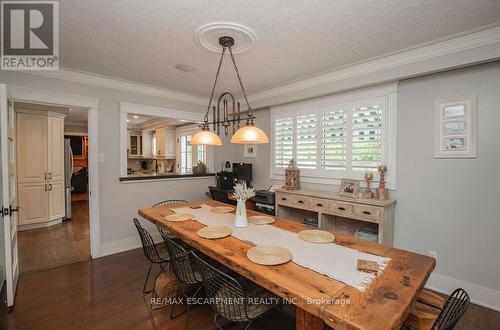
[224,62,500,307]
[0,71,215,255]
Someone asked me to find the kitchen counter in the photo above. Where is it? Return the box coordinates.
[120,172,215,182]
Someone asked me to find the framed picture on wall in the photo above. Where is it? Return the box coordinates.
[434,95,476,158]
[243,144,257,158]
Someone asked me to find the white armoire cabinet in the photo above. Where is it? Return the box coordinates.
[16,110,66,229]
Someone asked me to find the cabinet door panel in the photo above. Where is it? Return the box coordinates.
[48,116,65,181]
[48,180,65,220]
[166,130,176,158]
[18,182,48,225]
[17,113,47,183]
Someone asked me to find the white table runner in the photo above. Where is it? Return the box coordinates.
[173,204,390,291]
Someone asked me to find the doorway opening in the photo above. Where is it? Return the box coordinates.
[15,102,91,274]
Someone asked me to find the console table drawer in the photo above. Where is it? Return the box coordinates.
[291,195,310,208]
[330,201,353,216]
[310,198,331,212]
[276,193,294,205]
[353,204,384,222]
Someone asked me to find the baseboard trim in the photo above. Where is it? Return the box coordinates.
[99,232,163,258]
[426,272,500,312]
[17,219,62,231]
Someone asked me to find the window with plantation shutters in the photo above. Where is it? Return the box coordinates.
[321,109,346,170]
[351,105,382,171]
[271,87,396,188]
[274,117,294,168]
[296,115,317,169]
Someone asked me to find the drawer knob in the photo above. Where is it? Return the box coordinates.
[363,211,372,215]
[317,203,323,207]
[298,200,304,204]
[281,197,287,201]
[338,207,346,211]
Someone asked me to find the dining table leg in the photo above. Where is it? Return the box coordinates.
[296,307,325,330]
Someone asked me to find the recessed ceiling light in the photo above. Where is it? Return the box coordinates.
[174,63,195,72]
[126,119,130,122]
[133,115,139,119]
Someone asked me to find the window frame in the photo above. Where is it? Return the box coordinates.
[270,83,398,190]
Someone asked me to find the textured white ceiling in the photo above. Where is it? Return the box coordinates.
[59,0,500,97]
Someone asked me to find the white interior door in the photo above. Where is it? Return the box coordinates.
[0,84,19,306]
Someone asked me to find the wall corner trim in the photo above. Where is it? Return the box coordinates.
[426,272,500,312]
[99,232,162,258]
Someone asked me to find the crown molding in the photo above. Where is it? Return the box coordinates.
[25,68,209,106]
[247,24,500,108]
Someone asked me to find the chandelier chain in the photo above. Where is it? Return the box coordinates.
[228,47,253,116]
[205,47,226,122]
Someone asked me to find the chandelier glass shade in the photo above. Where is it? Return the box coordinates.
[191,129,223,146]
[231,123,269,144]
[191,36,269,146]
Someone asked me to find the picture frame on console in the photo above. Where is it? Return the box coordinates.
[339,178,359,198]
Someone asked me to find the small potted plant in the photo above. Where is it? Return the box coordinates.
[232,182,255,227]
[192,161,207,175]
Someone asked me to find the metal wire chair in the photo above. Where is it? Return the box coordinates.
[133,218,169,294]
[159,230,204,328]
[152,199,189,207]
[192,252,284,330]
[432,288,470,330]
[153,199,189,240]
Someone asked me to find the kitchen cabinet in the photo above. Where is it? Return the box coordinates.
[17,113,47,183]
[16,110,66,227]
[155,128,176,158]
[48,180,65,220]
[128,131,143,156]
[18,182,48,225]
[48,116,65,181]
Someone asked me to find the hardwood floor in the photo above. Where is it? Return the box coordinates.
[1,246,499,329]
[17,201,90,274]
[1,248,291,330]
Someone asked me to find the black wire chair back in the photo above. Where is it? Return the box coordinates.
[152,199,189,208]
[159,229,201,286]
[432,288,470,330]
[192,252,250,322]
[133,218,167,264]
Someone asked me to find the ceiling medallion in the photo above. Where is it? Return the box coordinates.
[191,35,269,146]
[194,22,257,54]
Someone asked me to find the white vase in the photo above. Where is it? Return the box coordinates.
[234,199,248,228]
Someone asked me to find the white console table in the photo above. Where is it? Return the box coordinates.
[275,189,396,246]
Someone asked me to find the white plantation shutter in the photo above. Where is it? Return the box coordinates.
[351,104,382,171]
[272,92,393,185]
[274,117,294,168]
[296,114,317,169]
[321,109,347,170]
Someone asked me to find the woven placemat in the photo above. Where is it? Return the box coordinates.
[247,246,292,266]
[164,213,194,222]
[210,206,235,214]
[248,215,275,225]
[298,229,335,244]
[197,225,233,239]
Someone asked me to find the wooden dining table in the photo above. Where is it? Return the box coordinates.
[138,200,435,330]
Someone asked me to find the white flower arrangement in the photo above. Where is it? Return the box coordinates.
[232,182,255,201]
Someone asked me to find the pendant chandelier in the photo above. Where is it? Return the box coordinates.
[191,36,269,146]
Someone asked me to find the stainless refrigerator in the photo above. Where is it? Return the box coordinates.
[64,138,74,220]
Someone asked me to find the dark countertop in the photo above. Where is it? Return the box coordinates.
[120,172,215,182]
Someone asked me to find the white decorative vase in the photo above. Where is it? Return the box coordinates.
[234,199,248,228]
